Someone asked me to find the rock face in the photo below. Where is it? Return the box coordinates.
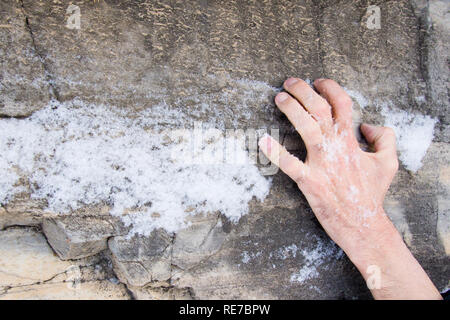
[109,230,173,287]
[0,0,449,299]
[0,0,52,117]
[0,227,130,300]
[42,216,117,260]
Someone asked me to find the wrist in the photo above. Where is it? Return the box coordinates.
[343,209,442,299]
[344,213,402,276]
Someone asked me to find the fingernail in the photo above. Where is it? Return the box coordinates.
[315,78,325,83]
[275,92,289,103]
[284,78,298,87]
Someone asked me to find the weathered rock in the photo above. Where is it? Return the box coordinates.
[0,0,448,299]
[0,281,130,300]
[438,165,450,255]
[42,216,119,260]
[129,285,193,300]
[0,227,130,300]
[1,196,47,229]
[419,142,450,255]
[321,0,428,111]
[170,205,370,299]
[108,229,173,287]
[0,0,52,117]
[0,206,7,230]
[18,0,321,132]
[172,213,226,270]
[0,227,72,288]
[427,0,450,142]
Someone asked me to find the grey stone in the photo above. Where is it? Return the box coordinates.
[417,142,450,255]
[108,229,173,287]
[129,285,193,300]
[427,0,450,142]
[1,195,47,229]
[0,0,52,117]
[42,216,117,260]
[18,0,321,131]
[172,213,226,270]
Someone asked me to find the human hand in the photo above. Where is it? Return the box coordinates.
[259,78,441,299]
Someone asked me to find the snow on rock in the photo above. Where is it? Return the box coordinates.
[269,244,298,260]
[381,105,437,172]
[290,237,343,283]
[240,250,262,264]
[0,99,271,236]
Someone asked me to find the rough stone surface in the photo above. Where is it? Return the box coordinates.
[0,0,52,117]
[1,281,130,300]
[42,216,118,260]
[172,213,227,270]
[108,229,173,287]
[0,0,449,299]
[0,196,47,229]
[0,227,72,288]
[0,227,130,299]
[427,0,450,142]
[420,142,450,255]
[129,285,193,300]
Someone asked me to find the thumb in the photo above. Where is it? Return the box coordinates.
[360,123,397,156]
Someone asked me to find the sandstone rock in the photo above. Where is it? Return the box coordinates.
[19,0,321,131]
[0,227,72,288]
[427,0,450,141]
[321,0,428,111]
[42,216,118,260]
[0,227,130,299]
[438,166,450,255]
[0,0,448,299]
[108,229,173,287]
[0,0,52,117]
[420,143,450,255]
[0,281,130,300]
[170,206,370,300]
[172,213,226,270]
[1,196,46,229]
[0,206,7,230]
[129,285,193,300]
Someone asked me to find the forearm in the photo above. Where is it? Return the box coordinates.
[344,211,442,300]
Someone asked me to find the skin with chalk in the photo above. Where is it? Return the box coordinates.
[259,78,442,300]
